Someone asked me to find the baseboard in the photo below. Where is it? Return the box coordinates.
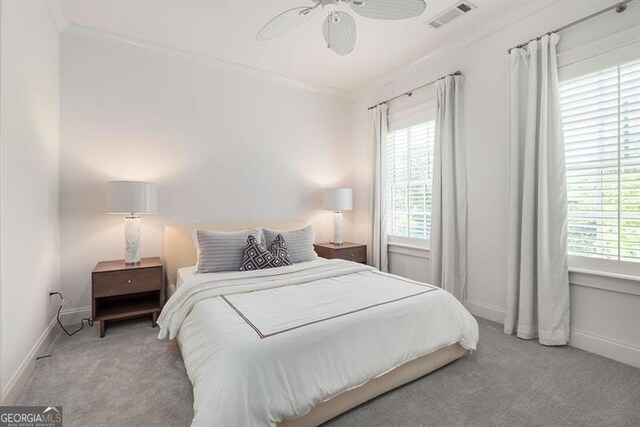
[0,317,58,405]
[58,306,91,326]
[465,299,505,323]
[570,328,640,369]
[465,298,640,369]
[0,307,95,404]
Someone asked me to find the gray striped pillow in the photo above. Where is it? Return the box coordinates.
[262,225,316,264]
[193,229,261,273]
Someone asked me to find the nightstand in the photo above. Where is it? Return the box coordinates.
[92,257,165,338]
[313,242,367,264]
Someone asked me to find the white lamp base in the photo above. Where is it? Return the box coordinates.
[124,216,141,264]
[330,211,344,245]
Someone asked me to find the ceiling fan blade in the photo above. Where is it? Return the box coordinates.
[322,12,356,56]
[350,0,426,20]
[256,6,315,41]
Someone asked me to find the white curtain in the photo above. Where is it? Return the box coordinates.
[431,75,467,302]
[367,104,388,272]
[505,33,570,346]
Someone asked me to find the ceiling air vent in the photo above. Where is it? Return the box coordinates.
[425,1,477,29]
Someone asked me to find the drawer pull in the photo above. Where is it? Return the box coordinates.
[127,279,132,284]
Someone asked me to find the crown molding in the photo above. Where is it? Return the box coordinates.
[355,0,561,97]
[558,24,640,69]
[43,0,69,35]
[62,25,352,100]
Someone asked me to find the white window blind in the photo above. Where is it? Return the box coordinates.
[386,121,435,241]
[559,58,640,263]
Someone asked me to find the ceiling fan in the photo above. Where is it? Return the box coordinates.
[256,0,427,56]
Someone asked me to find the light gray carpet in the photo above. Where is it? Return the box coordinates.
[17,318,640,426]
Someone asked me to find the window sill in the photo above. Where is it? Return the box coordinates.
[569,268,640,297]
[569,267,639,283]
[387,242,429,259]
[568,255,639,283]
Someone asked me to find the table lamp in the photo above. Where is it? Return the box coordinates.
[323,188,353,245]
[107,181,158,264]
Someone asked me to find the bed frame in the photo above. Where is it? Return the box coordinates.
[163,221,469,427]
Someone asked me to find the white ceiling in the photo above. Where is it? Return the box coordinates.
[51,0,543,92]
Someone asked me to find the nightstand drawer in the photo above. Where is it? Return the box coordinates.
[314,243,367,264]
[336,246,367,263]
[93,267,162,298]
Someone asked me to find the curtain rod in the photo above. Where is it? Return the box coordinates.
[367,70,462,111]
[507,0,634,53]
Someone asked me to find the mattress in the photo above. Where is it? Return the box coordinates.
[176,265,197,289]
[158,259,479,426]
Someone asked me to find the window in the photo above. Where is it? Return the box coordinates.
[386,120,435,243]
[559,58,640,263]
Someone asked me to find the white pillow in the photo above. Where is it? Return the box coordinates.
[261,225,316,264]
[192,228,261,273]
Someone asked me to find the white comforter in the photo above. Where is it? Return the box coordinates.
[158,259,478,426]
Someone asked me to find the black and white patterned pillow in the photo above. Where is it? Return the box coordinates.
[268,234,291,267]
[239,235,276,271]
[239,234,292,271]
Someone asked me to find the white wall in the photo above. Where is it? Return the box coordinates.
[0,0,60,401]
[59,27,354,314]
[352,1,640,367]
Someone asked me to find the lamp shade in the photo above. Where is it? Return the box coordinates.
[107,181,158,214]
[323,188,353,211]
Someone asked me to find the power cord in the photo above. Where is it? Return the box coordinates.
[50,291,94,336]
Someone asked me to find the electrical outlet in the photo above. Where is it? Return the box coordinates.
[48,288,54,306]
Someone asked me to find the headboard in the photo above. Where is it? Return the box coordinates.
[164,220,308,290]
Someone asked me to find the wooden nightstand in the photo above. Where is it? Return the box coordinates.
[92,257,165,338]
[313,242,367,264]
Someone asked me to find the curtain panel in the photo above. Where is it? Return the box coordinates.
[505,33,570,346]
[430,74,468,302]
[367,104,389,272]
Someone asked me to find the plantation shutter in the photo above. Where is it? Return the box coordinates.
[385,121,435,240]
[559,58,640,262]
[385,87,436,243]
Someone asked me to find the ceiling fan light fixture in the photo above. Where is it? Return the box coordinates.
[323,11,356,55]
[321,0,339,13]
[257,0,426,55]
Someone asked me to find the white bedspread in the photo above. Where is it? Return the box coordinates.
[158,259,479,426]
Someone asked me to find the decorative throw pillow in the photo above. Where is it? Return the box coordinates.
[262,225,316,264]
[192,228,261,273]
[268,234,291,267]
[239,235,279,271]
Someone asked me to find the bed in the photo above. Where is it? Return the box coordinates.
[159,222,479,427]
